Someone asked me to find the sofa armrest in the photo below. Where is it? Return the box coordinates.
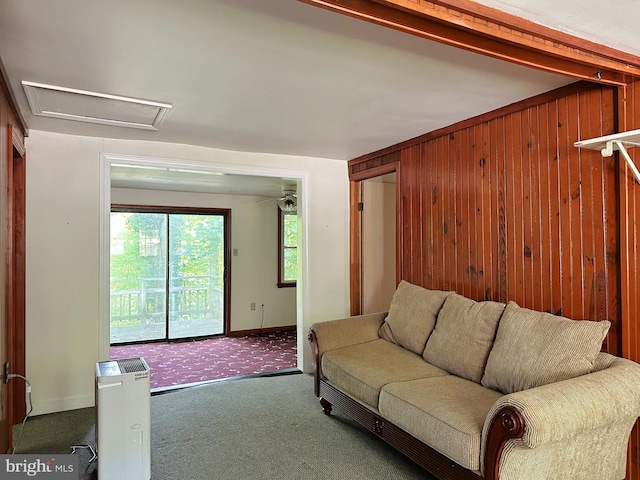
[310,312,387,356]
[481,356,640,479]
[308,312,387,396]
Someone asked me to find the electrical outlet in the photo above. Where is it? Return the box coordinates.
[250,302,256,311]
[3,362,8,384]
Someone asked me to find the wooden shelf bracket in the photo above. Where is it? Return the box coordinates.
[575,129,640,183]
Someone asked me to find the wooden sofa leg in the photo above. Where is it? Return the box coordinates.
[320,397,333,416]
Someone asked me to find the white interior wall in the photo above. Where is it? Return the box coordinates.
[25,130,349,415]
[362,181,396,314]
[110,187,296,332]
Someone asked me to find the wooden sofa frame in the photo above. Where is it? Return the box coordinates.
[308,330,526,480]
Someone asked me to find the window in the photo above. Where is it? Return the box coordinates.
[278,209,298,287]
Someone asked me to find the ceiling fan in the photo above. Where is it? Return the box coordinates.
[259,184,297,212]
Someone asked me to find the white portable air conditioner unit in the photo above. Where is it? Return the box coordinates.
[96,357,151,480]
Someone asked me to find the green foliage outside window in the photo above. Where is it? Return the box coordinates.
[110,212,225,291]
[282,212,298,284]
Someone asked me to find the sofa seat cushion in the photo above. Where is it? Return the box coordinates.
[321,339,449,409]
[378,280,452,355]
[379,376,503,471]
[481,301,611,394]
[423,293,505,383]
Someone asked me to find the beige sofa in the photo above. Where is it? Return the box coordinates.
[308,280,640,480]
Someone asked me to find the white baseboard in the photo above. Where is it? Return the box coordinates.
[32,394,95,416]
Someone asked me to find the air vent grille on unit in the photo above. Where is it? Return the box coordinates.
[21,81,171,130]
[117,357,148,374]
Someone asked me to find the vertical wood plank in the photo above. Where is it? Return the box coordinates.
[479,121,492,300]
[496,115,508,303]
[567,91,586,318]
[468,125,479,301]
[601,87,618,354]
[548,98,563,315]
[521,107,535,309]
[457,128,469,296]
[446,133,456,292]
[537,102,552,312]
[579,89,597,324]
[557,95,572,318]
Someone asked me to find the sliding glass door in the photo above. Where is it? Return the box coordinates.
[110,209,228,344]
[167,214,225,340]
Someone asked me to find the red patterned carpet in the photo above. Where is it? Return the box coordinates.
[110,330,297,389]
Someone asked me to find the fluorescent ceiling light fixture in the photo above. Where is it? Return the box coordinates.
[22,81,172,130]
[168,168,224,175]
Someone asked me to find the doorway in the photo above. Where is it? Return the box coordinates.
[109,207,230,344]
[361,173,397,314]
[351,166,398,316]
[99,154,308,378]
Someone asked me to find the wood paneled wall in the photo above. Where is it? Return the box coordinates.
[349,79,640,477]
[351,82,620,351]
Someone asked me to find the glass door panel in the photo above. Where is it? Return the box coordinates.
[168,214,225,340]
[110,212,167,343]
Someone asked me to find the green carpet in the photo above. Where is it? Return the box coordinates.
[13,374,435,480]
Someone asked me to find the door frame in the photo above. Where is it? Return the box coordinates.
[99,153,310,368]
[6,125,26,427]
[349,162,399,316]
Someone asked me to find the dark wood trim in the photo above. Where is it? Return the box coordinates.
[349,81,600,169]
[6,125,26,427]
[349,180,362,316]
[111,204,230,215]
[394,161,402,284]
[228,325,296,337]
[386,0,640,68]
[350,161,398,182]
[483,406,526,479]
[307,329,320,396]
[350,150,400,175]
[110,204,232,338]
[299,0,639,85]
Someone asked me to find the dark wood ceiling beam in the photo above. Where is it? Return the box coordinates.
[298,0,640,86]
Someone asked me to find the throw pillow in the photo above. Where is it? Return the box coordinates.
[481,301,610,394]
[378,280,451,355]
[423,293,505,383]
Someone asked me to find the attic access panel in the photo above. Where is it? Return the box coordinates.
[22,81,172,130]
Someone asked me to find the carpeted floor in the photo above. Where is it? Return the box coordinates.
[13,374,436,480]
[110,330,297,389]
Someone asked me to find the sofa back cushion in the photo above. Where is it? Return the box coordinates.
[423,293,505,383]
[378,280,451,355]
[481,301,611,394]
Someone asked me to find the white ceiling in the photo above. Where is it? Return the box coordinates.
[0,0,638,195]
[472,0,640,57]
